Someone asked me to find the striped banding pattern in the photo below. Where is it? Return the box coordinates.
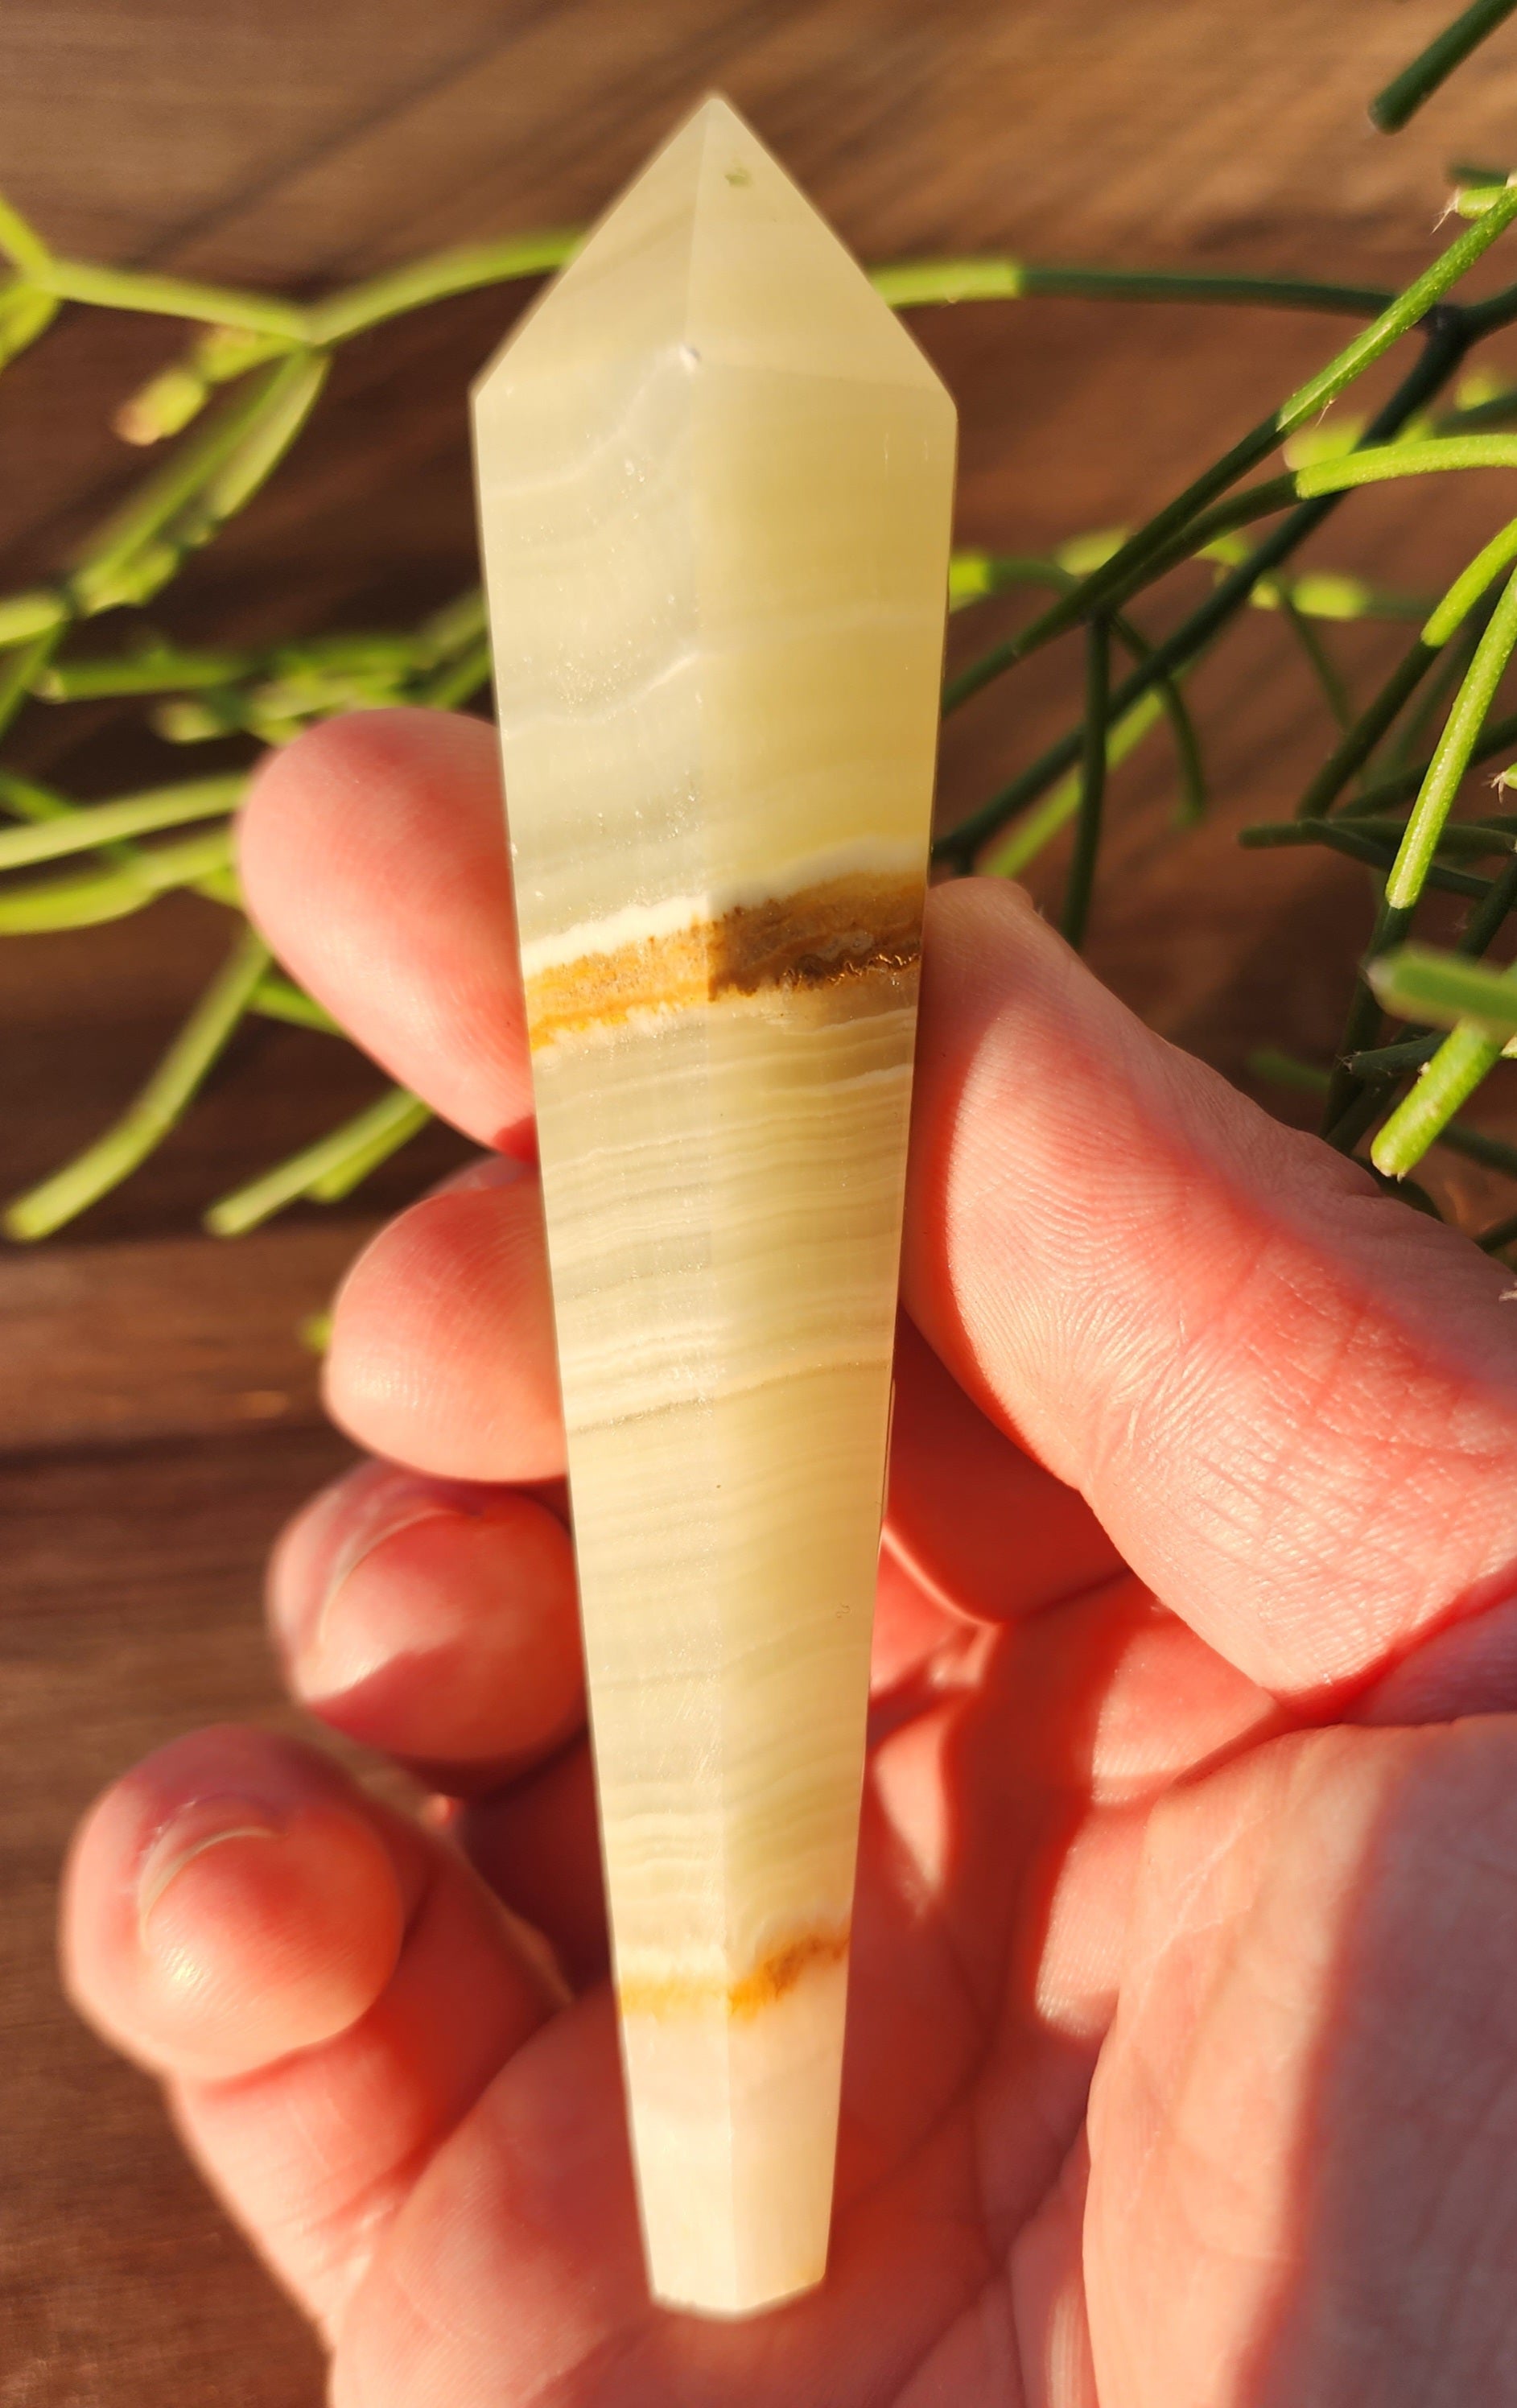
[524,872,925,1049]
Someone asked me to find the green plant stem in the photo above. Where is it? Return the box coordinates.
[1385,563,1517,911]
[0,195,51,278]
[0,826,236,931]
[1060,618,1111,946]
[0,629,60,741]
[44,259,306,336]
[1478,1205,1517,1251]
[938,314,1468,868]
[204,1086,428,1235]
[942,416,1288,715]
[1278,591,1354,730]
[1370,0,1517,132]
[1354,814,1513,855]
[308,1094,433,1199]
[951,555,1207,819]
[1326,847,1517,1145]
[1097,475,1300,608]
[1238,815,1493,894]
[1250,811,1514,859]
[417,637,493,709]
[1294,433,1517,496]
[66,357,317,611]
[302,235,576,341]
[1422,513,1517,645]
[1457,847,1517,953]
[250,974,340,1035]
[984,688,1170,877]
[1387,625,1486,773]
[0,766,238,911]
[943,192,1517,720]
[1320,554,1517,1136]
[0,774,242,871]
[1339,703,1517,817]
[1372,1021,1507,1173]
[871,259,1394,314]
[196,350,328,522]
[1370,944,1517,1037]
[3,927,270,1239]
[1296,639,1441,816]
[35,646,256,699]
[1347,1033,1443,1078]
[1254,1046,1517,1180]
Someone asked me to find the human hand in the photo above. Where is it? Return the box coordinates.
[62,709,1517,2406]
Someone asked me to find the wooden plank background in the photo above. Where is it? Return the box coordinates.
[6,2,1517,2398]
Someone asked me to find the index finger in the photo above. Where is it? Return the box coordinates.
[240,709,533,1150]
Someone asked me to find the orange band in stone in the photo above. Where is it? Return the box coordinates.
[617,1924,851,2022]
[525,872,924,1049]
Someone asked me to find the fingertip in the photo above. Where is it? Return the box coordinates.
[63,1730,410,2080]
[324,1177,564,1482]
[268,1462,583,1781]
[239,707,502,905]
[237,707,532,1148]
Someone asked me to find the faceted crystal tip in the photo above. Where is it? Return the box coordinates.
[472,92,955,2317]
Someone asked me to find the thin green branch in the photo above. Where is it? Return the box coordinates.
[65,354,321,614]
[1370,0,1517,132]
[1372,1020,1507,1173]
[416,636,493,710]
[944,189,1517,720]
[204,1085,429,1235]
[1239,815,1494,895]
[942,414,1288,715]
[1347,1033,1443,1078]
[34,645,257,700]
[1421,512,1517,644]
[1369,944,1517,1037]
[39,259,306,339]
[1276,590,1354,731]
[0,193,52,278]
[303,234,576,342]
[1338,703,1517,818]
[250,973,340,1036]
[1060,618,1111,947]
[983,688,1170,878]
[1296,639,1440,817]
[3,926,270,1239]
[0,774,243,871]
[1385,562,1517,911]
[938,308,1467,868]
[1457,847,1517,954]
[1253,1045,1517,1181]
[947,551,1207,820]
[872,259,1393,315]
[1478,1205,1517,1251]
[307,1093,433,1200]
[0,282,58,367]
[1245,814,1512,860]
[1294,432,1517,497]
[0,825,236,932]
[0,629,61,742]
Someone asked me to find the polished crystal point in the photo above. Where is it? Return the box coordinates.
[472,93,955,2317]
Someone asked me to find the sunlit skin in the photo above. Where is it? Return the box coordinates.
[61,710,1517,2406]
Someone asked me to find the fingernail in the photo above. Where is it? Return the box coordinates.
[294,1497,461,1700]
[138,1800,283,1938]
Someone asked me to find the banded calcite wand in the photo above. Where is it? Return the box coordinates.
[471,93,955,2317]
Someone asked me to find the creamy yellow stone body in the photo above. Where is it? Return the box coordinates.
[472,93,955,2317]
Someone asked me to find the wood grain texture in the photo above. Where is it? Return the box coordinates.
[7,1,1517,2397]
